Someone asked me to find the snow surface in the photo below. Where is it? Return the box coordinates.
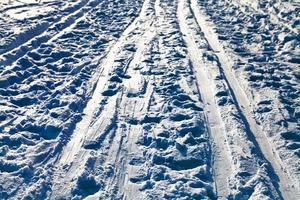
[0,0,299,199]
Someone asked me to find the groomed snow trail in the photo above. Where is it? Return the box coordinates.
[189,0,299,199]
[177,0,231,198]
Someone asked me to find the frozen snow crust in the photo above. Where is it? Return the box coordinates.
[0,0,299,199]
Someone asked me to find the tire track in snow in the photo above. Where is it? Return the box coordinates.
[177,0,231,198]
[197,0,300,189]
[189,0,300,199]
[49,0,156,198]
[119,98,153,200]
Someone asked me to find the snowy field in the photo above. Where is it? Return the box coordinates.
[0,0,299,199]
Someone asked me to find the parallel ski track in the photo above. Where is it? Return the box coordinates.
[107,1,159,198]
[89,1,158,198]
[104,25,156,200]
[0,0,90,56]
[0,0,97,67]
[177,0,231,198]
[4,0,297,199]
[190,0,300,199]
[49,0,155,198]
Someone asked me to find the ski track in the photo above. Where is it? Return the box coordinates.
[0,0,299,199]
[196,1,300,192]
[189,0,299,199]
[102,17,157,200]
[0,0,145,199]
[177,0,231,198]
[50,0,156,198]
[0,0,99,68]
[0,0,89,57]
[92,0,215,199]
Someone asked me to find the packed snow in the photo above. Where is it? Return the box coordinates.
[0,0,299,199]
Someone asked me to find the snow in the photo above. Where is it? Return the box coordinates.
[0,0,299,199]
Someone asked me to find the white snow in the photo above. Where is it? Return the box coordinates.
[0,0,299,199]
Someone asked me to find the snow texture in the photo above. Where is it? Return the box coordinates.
[0,0,299,199]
